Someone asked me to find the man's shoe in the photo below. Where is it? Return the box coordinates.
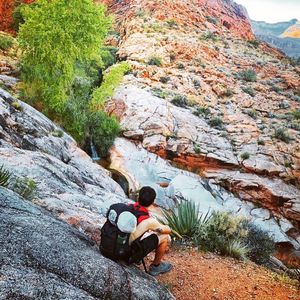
[149,262,173,276]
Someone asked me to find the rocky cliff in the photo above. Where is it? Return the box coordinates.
[0,0,300,291]
[252,19,300,58]
[0,87,174,299]
[100,0,300,263]
[281,21,300,39]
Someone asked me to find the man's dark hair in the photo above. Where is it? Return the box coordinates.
[138,186,156,207]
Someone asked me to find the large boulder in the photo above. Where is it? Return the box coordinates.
[0,188,174,300]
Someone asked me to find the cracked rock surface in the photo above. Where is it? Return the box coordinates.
[0,188,174,300]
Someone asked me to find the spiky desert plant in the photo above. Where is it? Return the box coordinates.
[224,239,249,260]
[161,201,207,238]
[0,165,11,187]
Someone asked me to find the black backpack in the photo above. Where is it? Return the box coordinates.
[100,203,158,269]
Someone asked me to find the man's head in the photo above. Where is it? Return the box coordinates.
[138,186,156,207]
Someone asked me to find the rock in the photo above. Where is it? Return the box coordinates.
[109,138,300,249]
[0,74,18,88]
[108,85,300,234]
[0,188,174,300]
[204,170,300,222]
[0,88,125,243]
[167,174,221,215]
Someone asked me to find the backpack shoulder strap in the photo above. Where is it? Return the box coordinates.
[129,203,150,224]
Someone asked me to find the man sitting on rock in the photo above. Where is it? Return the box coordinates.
[129,186,173,276]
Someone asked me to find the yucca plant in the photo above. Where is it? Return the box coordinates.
[161,201,206,239]
[0,165,11,187]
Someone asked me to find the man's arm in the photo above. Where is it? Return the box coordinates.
[147,218,171,234]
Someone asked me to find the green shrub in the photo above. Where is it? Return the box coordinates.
[194,144,201,154]
[274,128,291,143]
[291,109,300,120]
[237,69,257,82]
[11,101,23,111]
[193,106,211,118]
[169,52,176,61]
[245,109,257,119]
[240,152,250,160]
[135,8,145,17]
[0,165,11,187]
[258,139,265,146]
[194,211,249,260]
[0,34,14,50]
[147,56,163,66]
[206,16,218,25]
[243,223,275,266]
[247,40,260,48]
[290,121,300,131]
[160,76,170,83]
[166,19,177,28]
[152,88,168,99]
[177,63,185,69]
[200,31,218,42]
[88,112,120,157]
[101,46,118,68]
[220,88,234,98]
[171,95,188,107]
[225,240,249,260]
[161,201,206,238]
[193,79,201,88]
[242,86,256,97]
[90,62,131,111]
[51,129,64,137]
[270,85,282,93]
[13,176,37,200]
[209,117,224,129]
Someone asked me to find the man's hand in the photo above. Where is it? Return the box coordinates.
[155,228,163,234]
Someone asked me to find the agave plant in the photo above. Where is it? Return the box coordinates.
[161,201,207,239]
[0,165,11,187]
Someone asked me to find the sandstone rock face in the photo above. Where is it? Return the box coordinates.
[0,87,126,244]
[0,188,174,300]
[197,0,254,39]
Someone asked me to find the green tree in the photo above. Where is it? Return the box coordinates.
[18,0,111,112]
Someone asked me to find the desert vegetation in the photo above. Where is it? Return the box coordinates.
[162,201,275,265]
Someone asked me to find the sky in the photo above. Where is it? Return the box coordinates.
[235,0,300,23]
